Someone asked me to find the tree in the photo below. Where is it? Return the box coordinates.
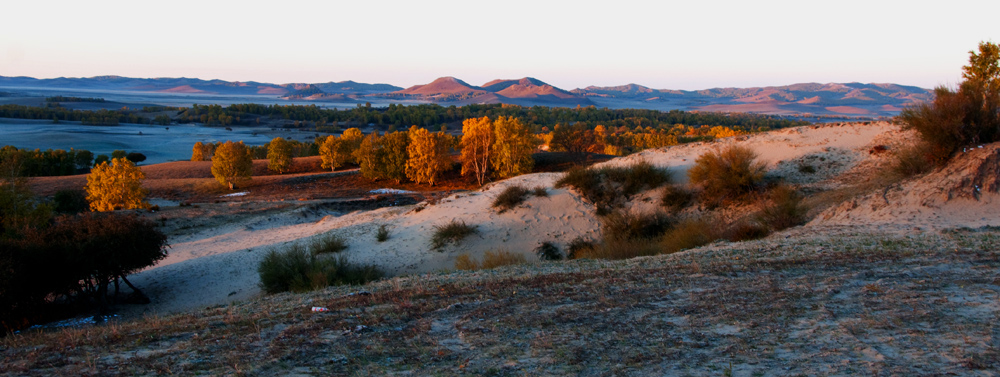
[192,142,204,161]
[94,154,109,166]
[378,131,410,184]
[491,116,535,179]
[111,150,127,160]
[460,116,494,185]
[354,132,381,180]
[0,156,51,236]
[406,126,453,185]
[211,141,253,190]
[319,135,342,171]
[85,157,149,212]
[125,152,146,164]
[267,137,293,174]
[73,149,93,170]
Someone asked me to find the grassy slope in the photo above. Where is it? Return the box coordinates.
[3,227,999,375]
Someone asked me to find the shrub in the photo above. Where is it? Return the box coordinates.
[723,220,771,242]
[535,242,562,261]
[454,250,527,270]
[492,185,531,213]
[566,237,596,260]
[756,185,808,231]
[376,225,390,242]
[556,161,671,212]
[688,144,767,205]
[891,142,934,177]
[309,233,348,255]
[53,189,88,214]
[601,210,672,241]
[258,244,382,294]
[660,218,721,254]
[660,185,693,211]
[431,219,478,250]
[532,186,549,197]
[798,164,817,174]
[573,238,661,260]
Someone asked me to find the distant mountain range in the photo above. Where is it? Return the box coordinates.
[0,75,933,117]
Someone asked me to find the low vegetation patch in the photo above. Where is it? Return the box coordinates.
[556,161,671,213]
[376,225,390,242]
[492,185,532,213]
[660,217,723,254]
[660,184,694,212]
[454,250,527,270]
[535,242,562,261]
[258,243,382,294]
[755,185,808,231]
[431,219,478,250]
[601,210,673,241]
[309,233,348,255]
[688,144,767,206]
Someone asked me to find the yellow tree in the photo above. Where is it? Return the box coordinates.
[459,116,494,185]
[267,137,293,174]
[491,116,535,179]
[192,142,204,161]
[85,157,149,211]
[319,135,342,171]
[353,132,381,180]
[211,141,253,190]
[405,126,453,185]
[320,128,365,171]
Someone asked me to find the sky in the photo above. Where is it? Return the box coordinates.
[1,0,997,91]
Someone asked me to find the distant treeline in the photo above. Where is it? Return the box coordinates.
[0,104,151,126]
[0,146,95,176]
[45,96,106,103]
[179,103,810,130]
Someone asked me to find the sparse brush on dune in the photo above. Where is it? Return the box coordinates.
[257,244,382,294]
[492,185,531,213]
[431,219,478,250]
[556,160,671,214]
[535,242,562,261]
[660,217,723,254]
[454,250,527,270]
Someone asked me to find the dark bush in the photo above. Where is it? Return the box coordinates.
[125,152,147,164]
[258,245,382,294]
[601,210,673,241]
[53,189,89,214]
[756,185,808,231]
[535,242,562,261]
[556,161,671,212]
[660,185,693,211]
[532,186,549,197]
[724,220,771,242]
[574,238,662,260]
[431,219,478,250]
[660,218,722,254]
[310,233,348,255]
[688,145,767,206]
[492,185,531,213]
[891,142,935,177]
[376,225,390,242]
[566,237,595,260]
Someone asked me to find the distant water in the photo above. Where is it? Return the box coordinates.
[0,118,318,165]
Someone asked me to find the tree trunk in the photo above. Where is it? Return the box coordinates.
[120,275,151,304]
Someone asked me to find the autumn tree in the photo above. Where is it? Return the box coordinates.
[460,116,494,185]
[267,137,293,174]
[491,116,535,179]
[211,141,253,190]
[319,128,365,171]
[85,157,149,211]
[378,130,410,184]
[354,132,381,180]
[192,142,204,161]
[405,126,453,185]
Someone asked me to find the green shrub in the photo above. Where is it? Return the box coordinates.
[601,210,672,241]
[535,242,562,261]
[492,185,531,213]
[688,144,767,205]
[376,225,390,242]
[660,218,721,254]
[258,244,382,294]
[309,233,348,255]
[660,185,693,211]
[756,185,808,231]
[431,219,478,250]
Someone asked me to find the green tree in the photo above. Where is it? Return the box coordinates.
[111,150,127,160]
[491,116,536,179]
[85,157,149,212]
[0,156,52,236]
[378,131,410,184]
[267,137,293,174]
[211,141,253,190]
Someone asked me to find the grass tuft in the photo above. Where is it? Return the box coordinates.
[601,210,673,241]
[532,186,549,197]
[688,144,767,206]
[454,250,527,270]
[309,233,348,255]
[431,219,478,250]
[566,237,596,260]
[376,225,390,242]
[660,218,722,254]
[258,244,381,294]
[492,185,532,213]
[660,184,693,212]
[756,185,808,231]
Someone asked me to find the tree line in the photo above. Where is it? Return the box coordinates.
[0,104,151,125]
[0,146,147,177]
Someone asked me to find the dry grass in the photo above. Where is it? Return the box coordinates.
[430,219,478,250]
[454,249,528,270]
[6,229,996,375]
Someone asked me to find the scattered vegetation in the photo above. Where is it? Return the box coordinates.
[52,189,88,214]
[556,161,671,213]
[257,244,382,294]
[660,184,694,211]
[454,249,527,270]
[898,41,1000,169]
[430,219,478,250]
[535,242,562,261]
[660,218,722,254]
[688,144,767,206]
[491,185,531,213]
[601,210,673,242]
[755,185,808,231]
[566,236,596,260]
[376,225,390,242]
[309,233,348,255]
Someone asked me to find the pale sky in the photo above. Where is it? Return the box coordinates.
[1,0,996,90]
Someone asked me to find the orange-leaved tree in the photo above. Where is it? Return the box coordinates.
[211,141,253,190]
[459,116,494,185]
[85,157,149,211]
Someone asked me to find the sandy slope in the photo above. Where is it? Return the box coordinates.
[126,121,919,317]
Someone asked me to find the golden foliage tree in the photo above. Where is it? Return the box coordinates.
[211,141,253,190]
[318,135,342,171]
[267,137,293,174]
[405,126,453,185]
[354,132,381,180]
[85,157,149,212]
[319,128,365,171]
[379,131,410,184]
[192,142,204,162]
[459,116,494,185]
[491,116,535,179]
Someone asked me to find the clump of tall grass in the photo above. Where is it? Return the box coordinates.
[492,185,532,213]
[601,210,673,241]
[431,219,478,250]
[376,225,390,242]
[555,160,671,213]
[660,218,722,254]
[258,244,382,294]
[660,184,694,212]
[688,145,767,206]
[454,250,527,270]
[755,185,808,231]
[310,233,348,255]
